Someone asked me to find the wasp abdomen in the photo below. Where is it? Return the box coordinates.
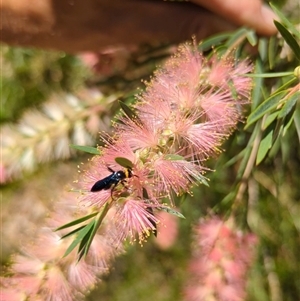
[91,169,131,192]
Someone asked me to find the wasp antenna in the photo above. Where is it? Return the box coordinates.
[107,166,115,173]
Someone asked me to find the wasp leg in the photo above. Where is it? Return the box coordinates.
[110,183,117,199]
[120,179,128,189]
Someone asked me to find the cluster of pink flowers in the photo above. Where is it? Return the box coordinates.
[184,217,257,301]
[1,43,253,300]
[78,43,252,244]
[0,195,124,301]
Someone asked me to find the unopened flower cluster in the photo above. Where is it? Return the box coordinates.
[79,43,253,244]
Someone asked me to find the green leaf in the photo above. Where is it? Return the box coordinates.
[81,203,110,259]
[270,3,300,39]
[246,30,257,46]
[60,225,86,240]
[194,174,210,187]
[225,27,249,47]
[278,92,299,119]
[55,212,98,231]
[237,122,261,179]
[294,103,300,141]
[282,111,296,136]
[69,144,100,155]
[245,72,293,78]
[115,157,134,168]
[77,223,95,261]
[63,220,95,258]
[246,91,287,128]
[251,60,264,110]
[159,206,186,219]
[223,148,246,168]
[263,111,279,130]
[198,32,231,51]
[258,38,268,62]
[268,36,277,70]
[164,154,185,161]
[119,100,143,125]
[274,21,300,61]
[268,124,283,159]
[214,189,237,212]
[256,129,273,165]
[275,77,298,93]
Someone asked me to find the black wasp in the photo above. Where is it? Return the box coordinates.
[91,167,133,193]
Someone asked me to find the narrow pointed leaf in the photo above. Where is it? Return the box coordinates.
[60,225,86,240]
[83,203,110,259]
[69,144,100,155]
[115,157,133,168]
[63,220,95,258]
[268,36,277,69]
[278,92,299,119]
[246,30,257,46]
[251,60,264,110]
[270,3,300,38]
[225,27,249,47]
[119,100,143,125]
[263,111,280,130]
[276,77,297,93]
[294,104,300,142]
[198,32,230,51]
[55,212,98,231]
[246,91,287,128]
[164,154,185,161]
[283,111,296,136]
[159,206,186,219]
[256,130,273,165]
[196,176,210,187]
[245,72,293,78]
[237,123,261,179]
[274,21,300,61]
[77,223,95,258]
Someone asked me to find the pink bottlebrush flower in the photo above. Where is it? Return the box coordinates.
[184,216,257,301]
[0,289,26,301]
[78,137,163,207]
[139,44,204,112]
[10,255,45,275]
[182,122,227,160]
[154,211,179,250]
[67,261,98,292]
[152,155,205,197]
[1,192,123,300]
[39,266,75,301]
[0,275,42,300]
[121,44,251,164]
[76,42,252,253]
[113,199,161,244]
[199,90,242,129]
[1,42,254,300]
[206,55,253,97]
[86,230,124,270]
[116,115,161,151]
